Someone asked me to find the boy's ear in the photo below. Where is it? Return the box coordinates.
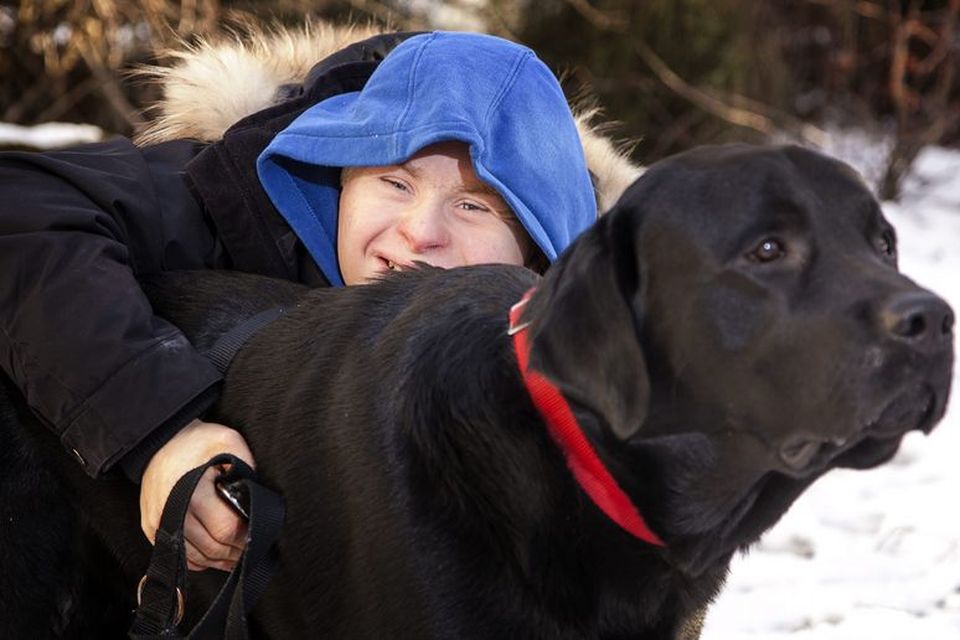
[525,211,649,441]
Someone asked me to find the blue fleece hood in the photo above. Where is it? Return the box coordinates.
[256,31,597,286]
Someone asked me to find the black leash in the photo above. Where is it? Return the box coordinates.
[206,307,287,373]
[130,309,288,639]
[129,454,284,639]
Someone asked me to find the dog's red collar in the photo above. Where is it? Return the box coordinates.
[509,288,665,547]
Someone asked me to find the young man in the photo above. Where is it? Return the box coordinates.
[0,32,598,571]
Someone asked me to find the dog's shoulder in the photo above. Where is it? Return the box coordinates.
[140,270,309,352]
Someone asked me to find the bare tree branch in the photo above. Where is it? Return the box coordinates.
[76,38,144,129]
[346,0,407,27]
[563,0,628,32]
[634,39,829,147]
[798,0,885,22]
[911,0,959,75]
[35,77,100,122]
[879,0,960,198]
[566,0,826,147]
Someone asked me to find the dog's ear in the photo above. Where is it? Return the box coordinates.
[526,210,649,441]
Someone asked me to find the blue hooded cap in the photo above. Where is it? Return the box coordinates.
[256,31,597,287]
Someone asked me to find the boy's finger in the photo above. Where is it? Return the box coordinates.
[184,512,243,566]
[185,544,235,573]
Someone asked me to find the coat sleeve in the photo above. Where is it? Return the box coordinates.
[0,137,223,477]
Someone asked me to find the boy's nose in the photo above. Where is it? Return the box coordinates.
[397,201,449,253]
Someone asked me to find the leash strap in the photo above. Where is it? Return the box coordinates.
[206,308,286,374]
[129,454,285,639]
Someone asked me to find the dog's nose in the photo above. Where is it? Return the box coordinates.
[880,291,954,352]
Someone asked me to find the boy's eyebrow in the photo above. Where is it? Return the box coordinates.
[399,163,505,200]
[397,163,421,178]
[461,183,503,198]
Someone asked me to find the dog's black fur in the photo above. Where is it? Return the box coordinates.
[0,144,954,639]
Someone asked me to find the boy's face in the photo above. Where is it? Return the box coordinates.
[337,141,530,285]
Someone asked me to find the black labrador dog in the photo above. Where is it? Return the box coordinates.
[0,144,954,639]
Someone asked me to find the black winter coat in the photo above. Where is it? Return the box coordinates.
[0,33,415,478]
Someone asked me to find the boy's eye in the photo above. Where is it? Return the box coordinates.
[457,201,490,213]
[381,177,409,192]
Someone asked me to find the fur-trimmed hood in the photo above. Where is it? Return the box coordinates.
[136,22,642,213]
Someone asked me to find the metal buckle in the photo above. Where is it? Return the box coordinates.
[137,574,185,626]
[215,478,251,521]
[507,296,531,336]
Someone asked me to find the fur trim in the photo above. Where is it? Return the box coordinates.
[574,110,643,214]
[134,22,641,213]
[135,22,383,146]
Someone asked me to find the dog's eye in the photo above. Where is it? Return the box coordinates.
[877,229,897,259]
[748,238,786,263]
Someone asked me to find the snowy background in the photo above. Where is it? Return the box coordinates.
[702,143,960,639]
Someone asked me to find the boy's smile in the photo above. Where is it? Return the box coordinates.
[336,141,530,285]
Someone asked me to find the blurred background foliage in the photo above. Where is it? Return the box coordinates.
[1,0,958,199]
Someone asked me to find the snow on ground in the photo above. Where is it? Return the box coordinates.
[0,122,104,149]
[702,145,960,639]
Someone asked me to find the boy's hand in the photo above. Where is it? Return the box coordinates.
[140,419,254,572]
